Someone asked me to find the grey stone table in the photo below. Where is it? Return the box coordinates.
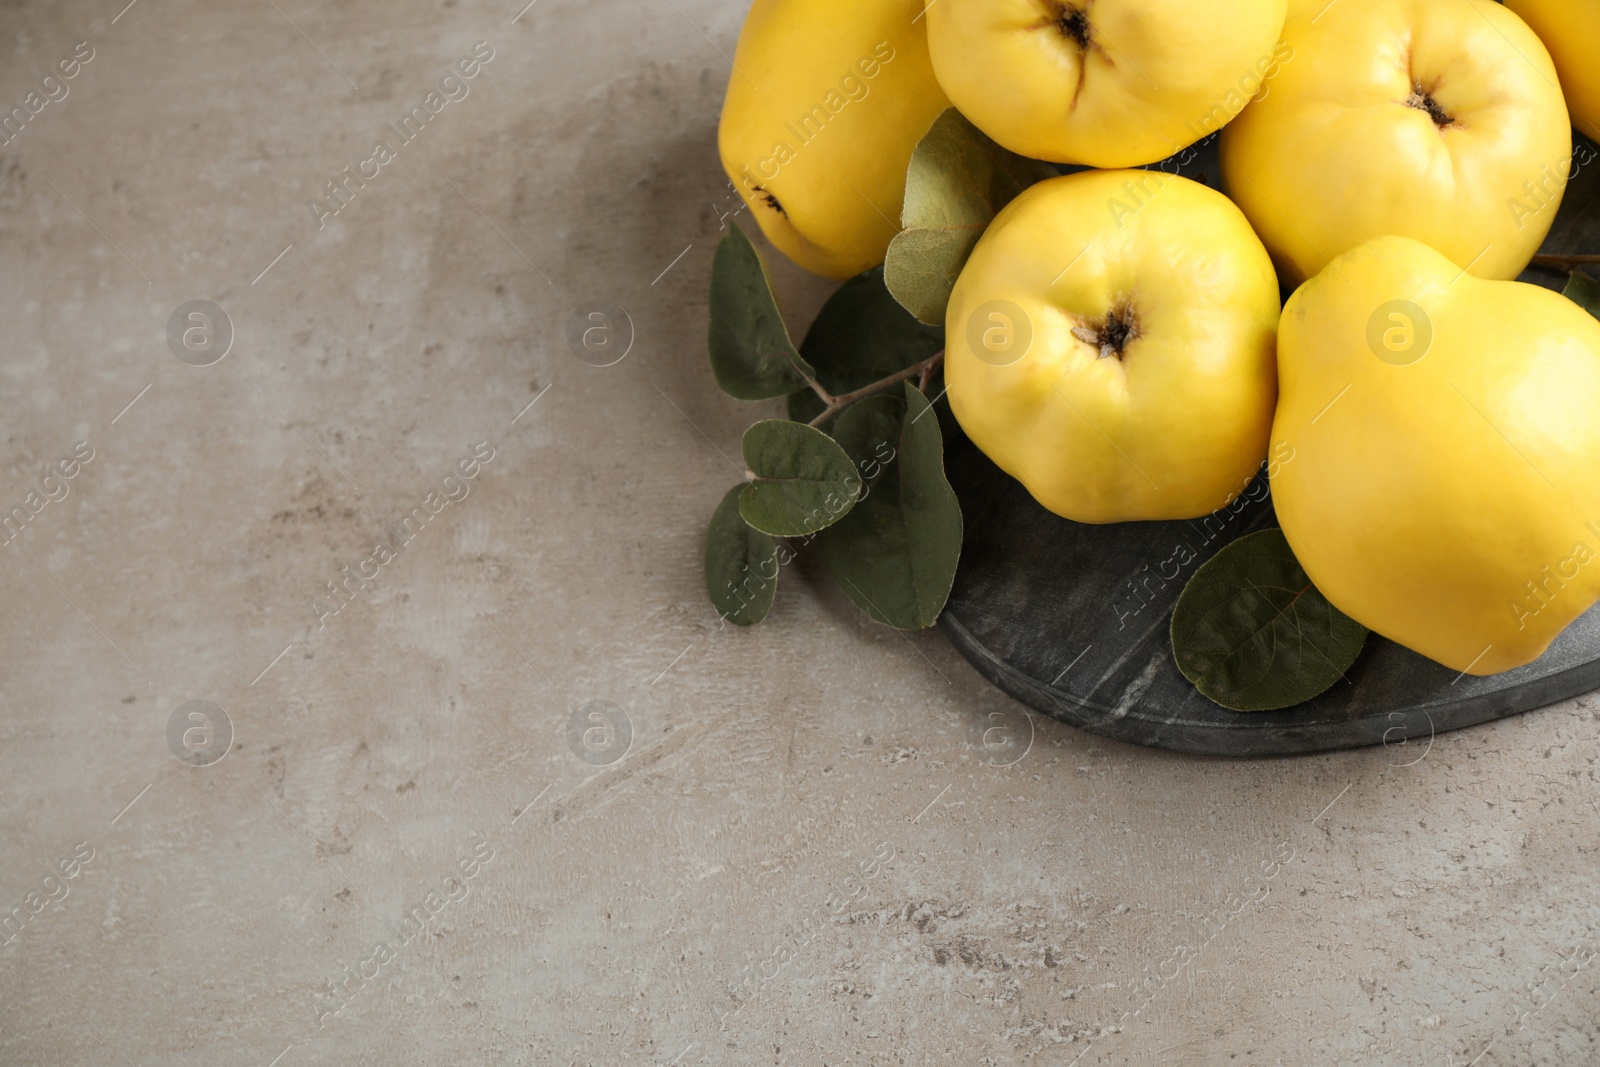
[0,1,1596,1065]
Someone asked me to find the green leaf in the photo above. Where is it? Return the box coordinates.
[884,108,1057,326]
[709,225,817,400]
[919,363,960,442]
[738,420,860,536]
[705,485,778,626]
[1170,529,1369,712]
[1564,271,1600,321]
[786,266,944,424]
[817,384,963,629]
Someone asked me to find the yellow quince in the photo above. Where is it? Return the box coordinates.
[1505,0,1600,144]
[1220,0,1572,286]
[945,170,1281,523]
[718,0,949,279]
[1271,236,1600,675]
[925,0,1288,167]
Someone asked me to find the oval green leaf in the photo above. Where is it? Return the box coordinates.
[785,266,945,423]
[1564,271,1600,321]
[918,363,960,442]
[817,384,963,630]
[738,420,859,537]
[1170,529,1369,712]
[705,485,778,626]
[884,108,1057,326]
[709,224,817,400]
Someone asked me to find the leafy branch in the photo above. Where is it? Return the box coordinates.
[702,226,962,630]
[700,111,1060,630]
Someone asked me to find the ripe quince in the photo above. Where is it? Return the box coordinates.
[1220,0,1572,285]
[1505,0,1600,145]
[718,0,949,279]
[1271,236,1600,675]
[925,0,1288,167]
[945,170,1281,523]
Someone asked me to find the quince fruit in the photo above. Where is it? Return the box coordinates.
[925,0,1288,167]
[718,0,949,279]
[1505,0,1600,144]
[945,170,1281,523]
[1220,0,1572,285]
[1271,236,1600,675]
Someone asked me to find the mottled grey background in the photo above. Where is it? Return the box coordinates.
[0,0,1596,1064]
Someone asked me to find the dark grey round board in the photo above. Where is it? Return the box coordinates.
[938,436,1600,757]
[938,131,1600,758]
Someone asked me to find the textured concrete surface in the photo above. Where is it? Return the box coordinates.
[0,1,1597,1064]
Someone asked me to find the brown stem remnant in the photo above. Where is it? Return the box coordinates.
[1056,5,1091,48]
[1071,305,1140,361]
[1405,82,1455,128]
[751,185,786,217]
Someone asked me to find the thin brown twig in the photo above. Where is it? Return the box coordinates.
[1532,254,1600,268]
[798,366,832,404]
[805,350,945,427]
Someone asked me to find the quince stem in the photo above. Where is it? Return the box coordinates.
[804,350,945,428]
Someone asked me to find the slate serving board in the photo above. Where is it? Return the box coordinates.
[938,132,1600,757]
